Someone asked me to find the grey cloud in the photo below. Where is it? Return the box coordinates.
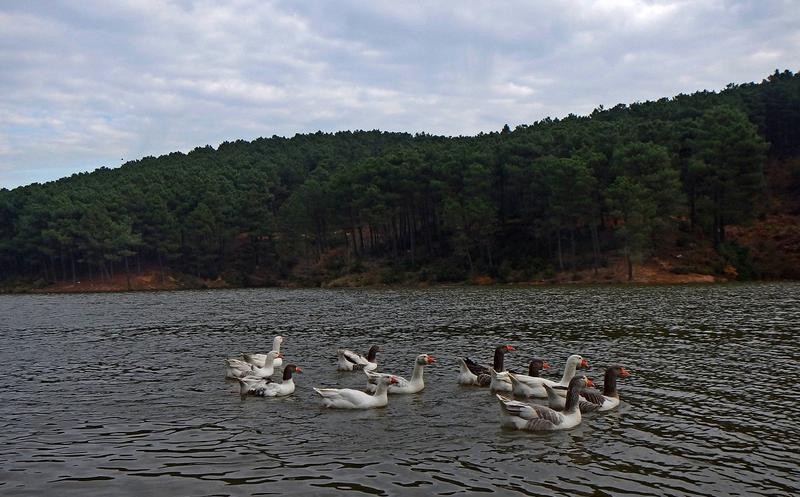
[1,0,798,188]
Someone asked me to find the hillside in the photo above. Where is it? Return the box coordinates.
[2,70,799,292]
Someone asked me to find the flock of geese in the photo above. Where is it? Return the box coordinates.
[224,336,631,432]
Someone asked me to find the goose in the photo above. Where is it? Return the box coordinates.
[546,365,631,412]
[520,358,551,377]
[508,354,588,398]
[225,357,255,379]
[365,354,435,394]
[496,376,594,431]
[237,364,302,399]
[490,357,546,392]
[489,367,512,392]
[244,350,282,379]
[242,335,284,369]
[337,345,381,371]
[458,345,516,386]
[314,375,399,409]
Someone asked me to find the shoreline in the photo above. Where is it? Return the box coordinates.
[1,261,737,295]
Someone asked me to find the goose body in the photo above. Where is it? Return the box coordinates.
[365,354,435,394]
[237,364,302,399]
[489,368,513,393]
[497,376,592,431]
[244,350,282,379]
[337,345,381,372]
[459,345,516,386]
[509,354,588,398]
[457,358,481,385]
[225,357,255,379]
[242,335,284,369]
[546,365,631,412]
[314,375,398,409]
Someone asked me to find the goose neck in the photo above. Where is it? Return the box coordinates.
[564,382,582,412]
[410,362,425,382]
[493,348,506,371]
[603,368,619,397]
[560,359,578,385]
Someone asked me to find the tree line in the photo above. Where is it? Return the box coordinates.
[1,70,798,287]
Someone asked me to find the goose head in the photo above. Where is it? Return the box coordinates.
[265,350,282,363]
[417,354,436,365]
[282,364,302,380]
[366,345,382,361]
[528,358,550,376]
[614,365,631,378]
[566,354,589,370]
[377,375,399,386]
[568,375,594,392]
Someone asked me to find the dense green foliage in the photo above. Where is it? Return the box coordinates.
[1,70,799,287]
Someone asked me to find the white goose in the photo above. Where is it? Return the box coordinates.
[489,356,545,393]
[242,335,284,369]
[489,368,513,393]
[336,345,381,372]
[546,365,631,412]
[225,357,254,379]
[314,375,399,409]
[508,354,589,398]
[365,354,435,394]
[237,364,302,399]
[496,376,593,431]
[244,350,282,379]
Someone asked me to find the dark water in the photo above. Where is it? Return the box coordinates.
[1,284,798,496]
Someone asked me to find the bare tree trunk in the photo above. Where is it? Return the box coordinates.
[409,210,416,266]
[158,253,165,284]
[590,224,600,275]
[125,256,131,290]
[70,251,77,283]
[626,252,633,281]
[556,229,564,272]
[570,228,577,271]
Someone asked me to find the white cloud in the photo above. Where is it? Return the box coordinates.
[1,0,799,188]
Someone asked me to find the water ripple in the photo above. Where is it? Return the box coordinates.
[1,283,799,496]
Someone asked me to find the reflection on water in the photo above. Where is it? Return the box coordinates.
[1,284,799,496]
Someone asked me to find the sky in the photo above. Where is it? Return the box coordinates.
[1,0,798,189]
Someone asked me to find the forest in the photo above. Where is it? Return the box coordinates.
[1,70,799,291]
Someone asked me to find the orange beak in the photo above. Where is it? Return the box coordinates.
[585,377,595,388]
[389,376,399,385]
[620,367,631,378]
[506,345,517,352]
[427,356,436,364]
[295,367,303,373]
[580,358,589,369]
[542,362,551,369]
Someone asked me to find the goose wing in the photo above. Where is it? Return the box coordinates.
[579,388,606,406]
[578,399,603,413]
[366,371,410,389]
[497,394,564,429]
[339,349,367,365]
[464,357,488,376]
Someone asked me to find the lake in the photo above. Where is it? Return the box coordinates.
[1,283,798,496]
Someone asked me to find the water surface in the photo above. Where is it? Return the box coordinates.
[1,284,798,496]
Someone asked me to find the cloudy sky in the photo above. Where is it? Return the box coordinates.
[1,0,798,189]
